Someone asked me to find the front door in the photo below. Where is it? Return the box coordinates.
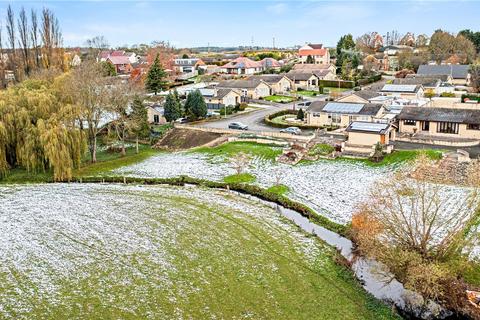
[422,121,430,131]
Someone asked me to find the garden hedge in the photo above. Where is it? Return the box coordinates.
[318,80,355,89]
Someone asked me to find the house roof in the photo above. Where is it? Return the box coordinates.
[306,101,383,116]
[417,64,469,79]
[398,107,480,124]
[392,77,440,88]
[107,56,131,65]
[352,90,380,101]
[260,58,281,68]
[285,71,318,81]
[110,50,126,57]
[313,69,333,77]
[381,84,422,93]
[222,57,262,69]
[216,88,240,99]
[405,74,450,82]
[307,44,323,49]
[298,48,327,57]
[247,74,288,84]
[173,58,204,67]
[346,121,390,134]
[293,64,332,71]
[217,79,268,89]
[98,50,111,59]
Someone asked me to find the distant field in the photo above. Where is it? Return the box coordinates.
[0,184,398,319]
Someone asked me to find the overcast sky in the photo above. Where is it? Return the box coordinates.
[2,1,479,48]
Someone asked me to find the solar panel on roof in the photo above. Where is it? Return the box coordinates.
[323,102,364,113]
[382,84,417,92]
[349,122,389,133]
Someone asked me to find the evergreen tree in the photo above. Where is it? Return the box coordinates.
[130,95,150,154]
[100,61,117,77]
[296,108,304,121]
[184,89,207,119]
[145,53,168,95]
[164,90,183,122]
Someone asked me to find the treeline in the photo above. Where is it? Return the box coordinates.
[0,62,149,181]
[0,4,64,87]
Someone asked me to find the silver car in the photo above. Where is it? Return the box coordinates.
[280,127,302,135]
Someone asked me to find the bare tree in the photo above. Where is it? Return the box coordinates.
[85,35,109,61]
[64,61,109,163]
[230,152,251,175]
[106,80,139,156]
[0,24,6,88]
[18,7,30,76]
[30,9,40,68]
[6,5,16,78]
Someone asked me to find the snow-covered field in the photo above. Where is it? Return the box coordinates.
[0,183,332,319]
[114,153,390,224]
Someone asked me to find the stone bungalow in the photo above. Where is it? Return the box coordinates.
[285,71,320,91]
[247,74,293,94]
[380,84,424,99]
[346,121,394,146]
[398,106,480,140]
[305,101,384,127]
[216,79,271,100]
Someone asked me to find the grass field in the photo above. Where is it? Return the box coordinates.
[194,141,283,161]
[264,95,296,103]
[0,184,399,319]
[335,149,443,167]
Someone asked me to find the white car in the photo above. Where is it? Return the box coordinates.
[280,127,302,135]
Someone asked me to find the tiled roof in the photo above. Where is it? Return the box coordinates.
[217,79,267,89]
[298,48,327,57]
[381,84,421,93]
[393,77,440,87]
[247,74,287,84]
[285,71,318,81]
[260,58,281,68]
[110,50,126,56]
[107,56,131,65]
[293,64,332,71]
[216,88,240,99]
[417,64,469,79]
[308,44,323,49]
[353,90,380,101]
[222,57,262,69]
[398,107,480,124]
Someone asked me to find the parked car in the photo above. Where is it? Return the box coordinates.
[175,117,188,124]
[280,127,302,135]
[228,122,248,130]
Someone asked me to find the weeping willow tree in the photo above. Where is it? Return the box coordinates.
[0,77,85,181]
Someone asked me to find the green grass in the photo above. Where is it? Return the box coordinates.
[324,87,350,93]
[293,90,318,97]
[0,185,400,319]
[308,143,335,156]
[194,141,282,162]
[266,184,290,196]
[0,143,162,183]
[264,95,296,103]
[223,173,256,184]
[335,150,443,167]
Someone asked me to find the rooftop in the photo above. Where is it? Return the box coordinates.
[417,64,469,79]
[398,107,480,124]
[346,121,390,134]
[381,84,421,93]
[307,101,383,115]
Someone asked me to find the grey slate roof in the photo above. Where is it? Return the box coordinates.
[217,79,267,89]
[398,107,480,124]
[216,88,239,99]
[381,84,422,93]
[306,101,383,116]
[405,74,449,82]
[353,90,380,101]
[346,121,390,134]
[417,64,469,79]
[247,74,287,84]
[285,71,318,81]
[392,77,440,87]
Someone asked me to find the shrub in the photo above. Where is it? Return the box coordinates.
[318,79,354,89]
[440,92,456,97]
[461,94,480,103]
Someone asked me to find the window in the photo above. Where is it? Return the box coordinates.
[437,122,459,134]
[404,120,416,125]
[313,112,321,117]
[467,124,480,130]
[328,113,341,124]
[153,115,159,124]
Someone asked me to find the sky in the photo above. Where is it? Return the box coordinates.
[1,0,480,49]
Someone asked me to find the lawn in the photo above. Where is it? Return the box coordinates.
[0,184,399,320]
[323,87,350,93]
[264,95,296,103]
[193,141,283,161]
[336,149,443,167]
[293,90,319,97]
[223,173,256,183]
